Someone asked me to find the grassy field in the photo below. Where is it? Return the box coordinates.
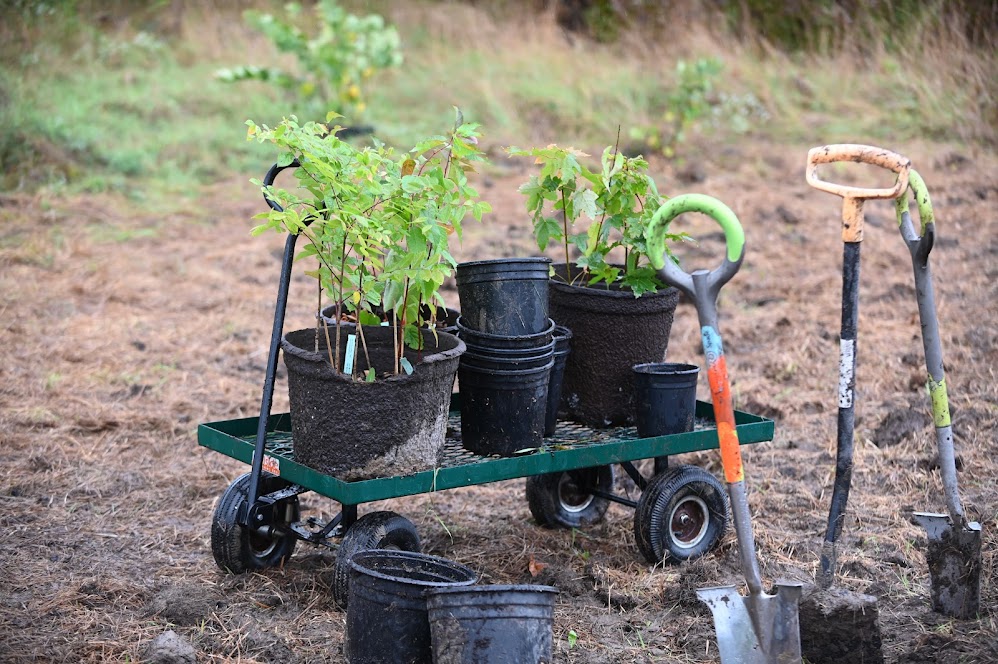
[1,1,993,201]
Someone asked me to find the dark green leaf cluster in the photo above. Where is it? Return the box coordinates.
[507,144,689,296]
[247,110,491,377]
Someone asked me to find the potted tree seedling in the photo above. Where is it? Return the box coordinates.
[248,110,491,479]
[507,143,688,427]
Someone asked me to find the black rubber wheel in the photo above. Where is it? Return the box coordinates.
[525,466,614,529]
[211,472,300,574]
[634,465,729,564]
[332,510,421,609]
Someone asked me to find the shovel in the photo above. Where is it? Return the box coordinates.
[896,169,982,619]
[649,194,803,664]
[804,145,910,588]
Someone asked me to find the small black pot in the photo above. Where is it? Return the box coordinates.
[632,362,700,438]
[427,584,558,664]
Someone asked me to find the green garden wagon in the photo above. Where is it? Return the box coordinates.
[198,162,774,606]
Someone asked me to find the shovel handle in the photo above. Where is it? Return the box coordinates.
[896,168,935,239]
[805,144,911,200]
[647,194,745,308]
[806,144,911,243]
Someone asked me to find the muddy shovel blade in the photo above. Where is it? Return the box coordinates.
[913,512,982,618]
[698,583,803,664]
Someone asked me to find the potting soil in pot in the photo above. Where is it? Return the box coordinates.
[281,326,465,481]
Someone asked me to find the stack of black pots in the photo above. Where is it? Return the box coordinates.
[455,257,563,456]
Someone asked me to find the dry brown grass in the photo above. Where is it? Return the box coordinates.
[1,136,996,662]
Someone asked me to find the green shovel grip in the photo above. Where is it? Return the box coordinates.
[895,168,935,235]
[647,194,745,268]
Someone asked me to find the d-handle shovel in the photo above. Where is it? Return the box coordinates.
[805,145,910,589]
[896,170,982,619]
[649,195,802,664]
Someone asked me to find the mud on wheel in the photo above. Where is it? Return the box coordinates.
[525,465,615,529]
[634,465,728,564]
[211,472,300,574]
[332,510,420,609]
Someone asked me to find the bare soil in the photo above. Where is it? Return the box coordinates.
[1,138,995,663]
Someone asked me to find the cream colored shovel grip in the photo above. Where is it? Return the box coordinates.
[806,144,910,200]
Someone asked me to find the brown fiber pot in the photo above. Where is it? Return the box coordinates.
[281,326,464,480]
[548,264,680,427]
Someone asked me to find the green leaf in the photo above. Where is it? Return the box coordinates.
[358,310,382,326]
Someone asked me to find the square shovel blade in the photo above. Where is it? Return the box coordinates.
[698,583,803,664]
[913,512,982,619]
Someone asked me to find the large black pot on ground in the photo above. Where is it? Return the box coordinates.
[346,550,478,664]
[281,326,465,481]
[427,584,558,664]
[548,264,680,427]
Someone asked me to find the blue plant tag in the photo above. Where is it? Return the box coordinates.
[343,334,357,374]
[399,357,414,375]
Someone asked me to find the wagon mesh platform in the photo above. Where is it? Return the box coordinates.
[198,399,773,505]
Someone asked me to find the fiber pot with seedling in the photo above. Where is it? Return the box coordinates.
[507,143,689,427]
[249,110,491,480]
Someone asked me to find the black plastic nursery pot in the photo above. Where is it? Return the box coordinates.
[460,344,555,372]
[320,303,460,335]
[548,264,680,428]
[456,317,555,351]
[632,362,700,438]
[346,549,478,664]
[281,326,465,481]
[544,325,573,437]
[455,257,552,336]
[426,584,558,664]
[458,359,554,457]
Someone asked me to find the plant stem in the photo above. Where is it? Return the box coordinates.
[335,234,349,373]
[391,309,399,376]
[315,279,321,354]
[560,188,571,282]
[321,317,336,373]
[356,270,372,372]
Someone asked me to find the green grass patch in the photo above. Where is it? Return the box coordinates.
[0,1,993,198]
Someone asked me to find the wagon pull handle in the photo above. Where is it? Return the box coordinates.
[647,193,745,317]
[261,159,302,213]
[806,144,911,243]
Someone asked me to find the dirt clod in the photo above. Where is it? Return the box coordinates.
[800,585,884,664]
[872,405,932,447]
[143,630,197,664]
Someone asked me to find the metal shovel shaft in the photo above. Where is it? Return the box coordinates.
[819,239,861,588]
[898,197,965,527]
[897,171,982,618]
[649,195,802,663]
